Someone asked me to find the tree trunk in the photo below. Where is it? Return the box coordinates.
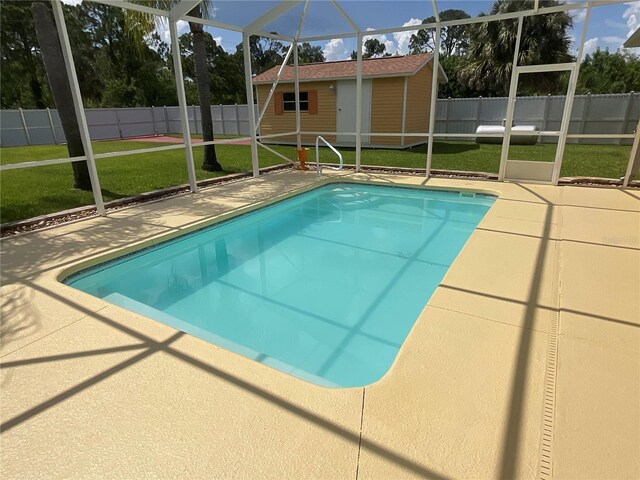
[189,11,222,172]
[31,1,92,190]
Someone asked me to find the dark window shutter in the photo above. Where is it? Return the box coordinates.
[274,91,283,115]
[308,90,318,115]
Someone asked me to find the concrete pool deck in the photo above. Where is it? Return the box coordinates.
[1,170,638,479]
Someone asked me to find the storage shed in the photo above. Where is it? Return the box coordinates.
[253,53,447,148]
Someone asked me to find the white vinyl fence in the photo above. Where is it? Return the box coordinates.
[435,92,638,145]
[1,93,636,147]
[0,104,258,147]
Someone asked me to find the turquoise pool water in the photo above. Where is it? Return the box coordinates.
[65,183,495,387]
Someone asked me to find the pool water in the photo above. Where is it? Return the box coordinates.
[65,183,495,387]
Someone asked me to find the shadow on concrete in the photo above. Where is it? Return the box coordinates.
[0,274,448,480]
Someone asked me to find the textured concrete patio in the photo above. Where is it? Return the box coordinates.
[1,170,638,479]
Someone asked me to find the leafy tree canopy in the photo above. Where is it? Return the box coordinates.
[177,32,245,105]
[409,9,471,56]
[350,38,389,60]
[297,42,325,63]
[576,49,640,94]
[234,35,287,75]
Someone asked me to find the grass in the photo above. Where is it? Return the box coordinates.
[0,140,293,223]
[320,142,631,178]
[0,139,631,224]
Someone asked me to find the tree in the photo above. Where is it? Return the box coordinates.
[76,2,174,107]
[0,1,48,108]
[0,0,93,109]
[459,0,572,96]
[31,1,91,190]
[577,49,640,94]
[297,42,324,63]
[350,38,387,60]
[178,32,244,104]
[438,55,478,98]
[186,3,222,171]
[234,35,286,75]
[409,9,471,56]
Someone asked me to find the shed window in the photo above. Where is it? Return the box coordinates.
[275,90,317,115]
[283,92,309,111]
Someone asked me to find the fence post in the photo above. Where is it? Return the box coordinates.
[542,94,551,140]
[580,94,591,144]
[151,106,157,136]
[220,104,225,135]
[47,107,58,144]
[476,96,482,131]
[621,92,634,146]
[192,105,198,134]
[19,108,31,145]
[164,105,169,134]
[444,98,450,136]
[210,104,214,137]
[236,103,241,136]
[114,108,123,139]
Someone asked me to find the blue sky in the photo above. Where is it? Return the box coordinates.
[178,0,640,61]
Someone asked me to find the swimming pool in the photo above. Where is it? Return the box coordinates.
[65,183,495,387]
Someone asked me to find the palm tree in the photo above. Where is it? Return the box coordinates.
[187,3,222,171]
[31,1,91,190]
[459,0,573,96]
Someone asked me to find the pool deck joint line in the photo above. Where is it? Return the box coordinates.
[355,388,366,480]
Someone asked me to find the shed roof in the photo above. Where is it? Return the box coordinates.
[253,53,447,84]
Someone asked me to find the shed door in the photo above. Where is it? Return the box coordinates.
[336,80,371,144]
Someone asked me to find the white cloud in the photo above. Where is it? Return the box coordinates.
[323,38,349,61]
[604,18,628,30]
[358,17,429,57]
[156,19,189,45]
[566,1,587,23]
[60,0,82,5]
[572,8,587,23]
[212,35,225,50]
[583,37,600,55]
[364,28,396,56]
[393,18,423,55]
[176,20,189,32]
[602,35,627,46]
[567,0,587,23]
[623,1,640,38]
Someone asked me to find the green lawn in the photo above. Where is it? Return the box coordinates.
[0,140,631,224]
[321,142,631,178]
[0,140,294,223]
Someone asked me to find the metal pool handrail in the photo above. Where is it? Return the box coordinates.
[315,136,343,175]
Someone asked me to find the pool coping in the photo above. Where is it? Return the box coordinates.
[57,180,498,389]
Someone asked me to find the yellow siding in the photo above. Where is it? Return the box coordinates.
[405,64,432,144]
[256,81,336,144]
[256,65,434,148]
[370,77,404,146]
